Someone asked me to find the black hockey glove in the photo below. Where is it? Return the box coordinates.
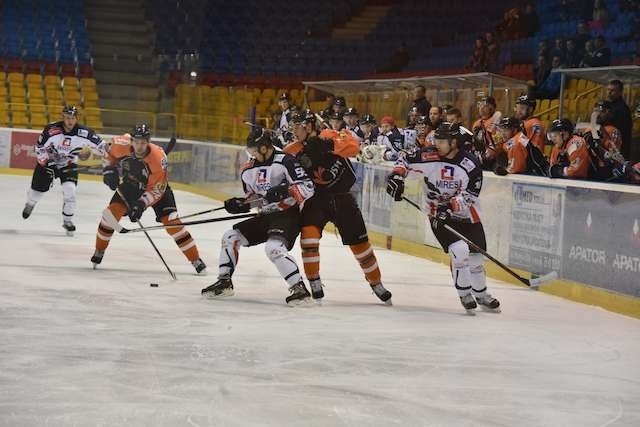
[386,174,405,201]
[430,206,452,231]
[556,152,569,167]
[494,165,509,176]
[128,199,146,222]
[102,166,119,190]
[549,164,565,178]
[43,163,56,181]
[224,197,250,214]
[265,183,290,203]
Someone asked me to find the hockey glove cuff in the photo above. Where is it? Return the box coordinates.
[103,166,119,190]
[128,199,146,222]
[431,206,452,231]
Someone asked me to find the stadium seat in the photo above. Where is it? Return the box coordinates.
[30,113,49,128]
[11,111,29,127]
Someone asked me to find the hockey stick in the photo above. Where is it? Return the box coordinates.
[137,219,177,280]
[175,206,226,221]
[401,196,557,287]
[103,211,258,234]
[163,137,177,154]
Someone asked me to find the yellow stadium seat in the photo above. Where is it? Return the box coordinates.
[8,72,24,84]
[62,76,79,89]
[26,74,43,85]
[9,85,26,98]
[83,90,98,102]
[0,71,6,82]
[29,87,45,99]
[29,104,47,114]
[0,110,9,125]
[80,78,97,89]
[11,111,29,127]
[44,75,61,86]
[85,116,103,131]
[30,113,49,128]
[0,86,7,97]
[83,98,98,108]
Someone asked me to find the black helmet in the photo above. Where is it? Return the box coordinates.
[360,114,376,125]
[246,127,274,149]
[549,118,574,133]
[441,104,454,114]
[497,117,521,129]
[291,109,316,125]
[515,94,536,108]
[132,123,151,139]
[333,96,346,107]
[434,122,463,140]
[279,92,290,101]
[408,105,420,114]
[594,100,613,111]
[344,107,359,116]
[329,111,344,121]
[62,105,78,117]
[416,115,430,125]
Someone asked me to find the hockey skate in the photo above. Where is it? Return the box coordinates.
[460,293,477,315]
[286,281,311,306]
[62,220,76,236]
[309,279,324,300]
[475,293,501,313]
[22,203,35,219]
[192,258,207,275]
[371,283,392,305]
[91,250,104,269]
[201,277,234,298]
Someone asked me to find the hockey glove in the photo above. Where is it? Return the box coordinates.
[556,152,570,167]
[494,165,509,176]
[264,183,290,203]
[549,164,565,178]
[386,174,405,201]
[43,163,56,181]
[128,199,146,222]
[224,197,251,214]
[430,206,452,231]
[103,166,119,190]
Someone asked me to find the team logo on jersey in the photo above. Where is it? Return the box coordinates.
[460,157,476,172]
[62,137,72,147]
[440,165,455,180]
[256,169,268,184]
[77,129,89,138]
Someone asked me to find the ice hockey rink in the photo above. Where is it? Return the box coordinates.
[1,173,639,427]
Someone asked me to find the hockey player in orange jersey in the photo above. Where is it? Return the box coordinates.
[548,119,590,179]
[514,94,547,154]
[495,117,530,175]
[91,124,206,273]
[284,110,392,304]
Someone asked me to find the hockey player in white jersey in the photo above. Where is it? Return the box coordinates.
[21,105,107,235]
[386,122,501,313]
[201,128,315,305]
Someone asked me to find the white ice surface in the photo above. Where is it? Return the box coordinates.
[0,174,639,427]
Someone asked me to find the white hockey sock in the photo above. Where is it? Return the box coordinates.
[449,240,472,297]
[26,188,45,206]
[265,238,303,287]
[218,229,248,278]
[469,253,487,297]
[61,181,77,222]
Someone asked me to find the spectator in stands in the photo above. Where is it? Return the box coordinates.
[500,5,522,40]
[411,85,431,116]
[606,79,633,160]
[584,36,611,67]
[468,37,487,72]
[537,55,564,99]
[445,107,464,126]
[514,94,546,153]
[534,54,551,87]
[485,32,500,72]
[494,117,529,175]
[590,0,611,31]
[579,40,596,67]
[537,40,550,61]
[574,21,592,54]
[565,39,582,68]
[549,37,566,63]
[520,2,539,37]
[548,118,590,179]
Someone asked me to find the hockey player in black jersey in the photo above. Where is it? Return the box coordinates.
[386,122,500,314]
[22,105,107,235]
[201,128,315,306]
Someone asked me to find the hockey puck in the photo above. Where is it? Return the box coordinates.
[150,283,159,287]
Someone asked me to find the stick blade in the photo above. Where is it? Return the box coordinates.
[528,271,558,287]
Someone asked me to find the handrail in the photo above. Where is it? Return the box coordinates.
[574,85,602,102]
[533,103,559,119]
